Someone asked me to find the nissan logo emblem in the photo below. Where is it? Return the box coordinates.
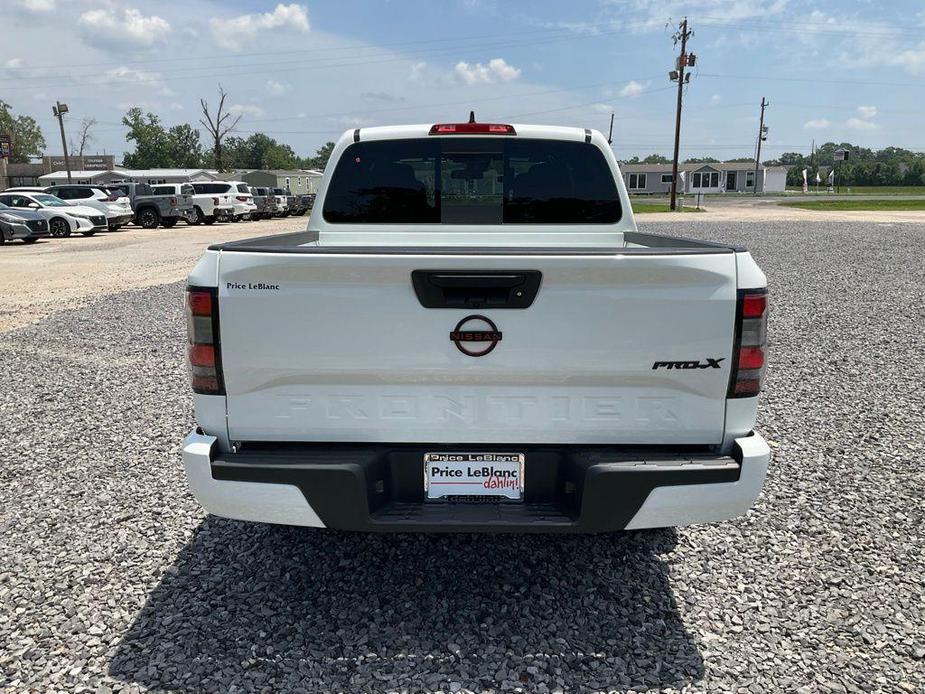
[450,315,502,357]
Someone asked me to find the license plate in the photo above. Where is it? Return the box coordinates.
[424,452,524,501]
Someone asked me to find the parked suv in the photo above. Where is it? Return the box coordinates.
[268,187,291,217]
[248,187,270,220]
[44,185,133,231]
[188,182,235,224]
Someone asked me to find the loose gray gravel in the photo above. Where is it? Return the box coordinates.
[1,220,923,693]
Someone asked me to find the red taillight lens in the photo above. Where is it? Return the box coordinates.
[188,343,216,368]
[738,346,765,370]
[185,287,224,395]
[729,289,768,398]
[236,195,248,202]
[742,294,767,318]
[169,196,177,206]
[187,290,212,316]
[212,197,219,205]
[429,123,516,135]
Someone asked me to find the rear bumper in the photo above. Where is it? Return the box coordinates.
[182,432,770,532]
[106,213,133,226]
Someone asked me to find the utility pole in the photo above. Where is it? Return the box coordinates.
[607,112,614,145]
[752,97,768,196]
[669,18,693,211]
[52,101,72,184]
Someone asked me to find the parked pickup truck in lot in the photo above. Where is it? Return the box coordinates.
[107,182,195,229]
[182,121,770,533]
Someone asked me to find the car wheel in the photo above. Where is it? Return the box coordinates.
[203,216,216,225]
[108,223,119,231]
[138,208,160,229]
[192,207,204,225]
[50,218,71,237]
[233,215,243,222]
[162,218,177,228]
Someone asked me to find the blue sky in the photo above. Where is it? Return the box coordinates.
[3,0,925,162]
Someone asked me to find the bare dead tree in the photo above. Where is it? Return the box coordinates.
[199,84,242,172]
[70,117,98,157]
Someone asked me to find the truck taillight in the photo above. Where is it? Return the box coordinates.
[729,288,768,398]
[185,287,224,395]
[170,196,177,206]
[236,195,248,202]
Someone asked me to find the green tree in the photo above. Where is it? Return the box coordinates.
[643,153,671,164]
[165,124,203,168]
[305,141,336,170]
[122,108,172,168]
[0,100,46,162]
[683,156,719,163]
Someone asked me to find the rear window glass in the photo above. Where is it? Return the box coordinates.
[323,138,620,225]
[236,184,250,193]
[192,183,230,194]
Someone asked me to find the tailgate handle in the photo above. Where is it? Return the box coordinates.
[412,270,541,309]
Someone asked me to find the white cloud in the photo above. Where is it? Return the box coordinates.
[711,94,722,104]
[15,0,54,12]
[107,66,163,85]
[229,104,266,118]
[624,0,790,32]
[409,61,427,82]
[4,58,24,69]
[857,105,877,119]
[591,103,614,114]
[266,80,291,96]
[619,80,649,98]
[804,119,831,129]
[846,117,877,130]
[210,4,309,51]
[79,8,170,47]
[454,58,521,84]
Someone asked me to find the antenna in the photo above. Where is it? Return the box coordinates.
[468,110,476,123]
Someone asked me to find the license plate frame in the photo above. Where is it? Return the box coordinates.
[424,452,525,501]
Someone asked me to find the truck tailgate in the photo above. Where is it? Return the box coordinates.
[217,250,737,445]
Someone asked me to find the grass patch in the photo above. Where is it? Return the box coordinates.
[780,199,925,211]
[785,186,925,195]
[631,202,705,213]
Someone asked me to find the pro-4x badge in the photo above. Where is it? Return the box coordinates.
[652,358,724,370]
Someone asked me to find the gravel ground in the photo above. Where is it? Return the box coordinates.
[1,220,923,693]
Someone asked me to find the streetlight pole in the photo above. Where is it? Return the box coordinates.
[52,101,72,184]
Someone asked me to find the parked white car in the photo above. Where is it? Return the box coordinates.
[215,181,257,221]
[0,192,105,237]
[45,185,133,230]
[185,183,236,225]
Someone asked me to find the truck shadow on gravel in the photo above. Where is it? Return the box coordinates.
[109,520,703,692]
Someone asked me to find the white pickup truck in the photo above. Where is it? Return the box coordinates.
[182,121,770,532]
